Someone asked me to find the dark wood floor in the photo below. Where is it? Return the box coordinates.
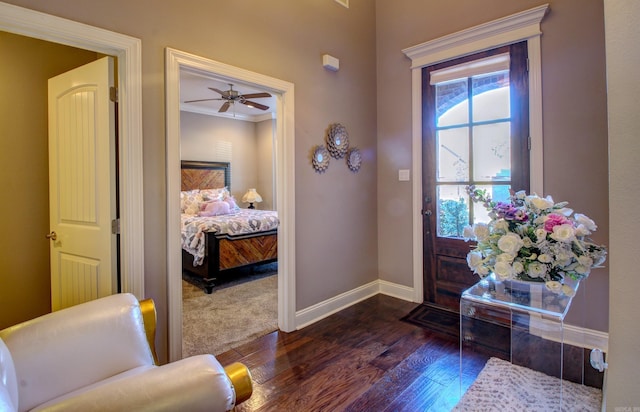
[216,294,489,411]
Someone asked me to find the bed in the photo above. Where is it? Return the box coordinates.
[180,160,279,293]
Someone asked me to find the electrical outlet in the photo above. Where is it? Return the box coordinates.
[590,348,607,372]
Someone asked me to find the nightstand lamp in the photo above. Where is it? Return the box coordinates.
[242,188,262,209]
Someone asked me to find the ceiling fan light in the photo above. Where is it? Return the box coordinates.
[187,83,271,112]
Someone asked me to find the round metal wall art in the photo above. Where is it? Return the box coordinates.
[326,123,349,159]
[312,145,330,173]
[347,147,362,173]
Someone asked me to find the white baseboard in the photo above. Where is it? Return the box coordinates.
[295,280,610,358]
[295,279,415,329]
[528,315,609,352]
[378,279,416,302]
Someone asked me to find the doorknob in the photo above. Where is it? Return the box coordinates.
[423,209,433,216]
[45,231,57,241]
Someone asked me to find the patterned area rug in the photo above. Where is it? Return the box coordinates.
[453,357,602,411]
[182,268,277,357]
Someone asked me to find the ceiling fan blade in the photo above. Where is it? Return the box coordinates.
[208,87,229,97]
[219,101,231,113]
[184,98,223,103]
[242,100,269,111]
[241,92,272,99]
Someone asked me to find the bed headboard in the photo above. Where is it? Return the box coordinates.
[181,161,230,191]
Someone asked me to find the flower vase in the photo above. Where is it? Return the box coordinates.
[504,277,545,291]
[499,276,545,306]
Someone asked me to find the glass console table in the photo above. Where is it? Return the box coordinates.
[459,274,581,409]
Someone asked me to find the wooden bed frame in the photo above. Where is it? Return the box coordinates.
[181,160,278,293]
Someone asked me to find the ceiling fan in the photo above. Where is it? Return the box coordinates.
[184,83,272,113]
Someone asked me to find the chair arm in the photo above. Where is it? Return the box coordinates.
[138,298,253,406]
[224,362,253,405]
[0,294,155,412]
[33,355,236,412]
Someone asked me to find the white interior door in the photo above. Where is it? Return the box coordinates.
[48,56,116,311]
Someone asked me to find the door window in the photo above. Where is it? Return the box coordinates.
[432,53,518,237]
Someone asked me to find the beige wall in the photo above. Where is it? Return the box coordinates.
[604,0,640,407]
[0,31,98,329]
[256,119,276,210]
[1,0,378,359]
[375,0,610,332]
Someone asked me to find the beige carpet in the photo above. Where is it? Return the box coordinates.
[182,272,278,357]
[453,357,602,411]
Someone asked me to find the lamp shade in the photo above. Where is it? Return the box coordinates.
[242,188,262,204]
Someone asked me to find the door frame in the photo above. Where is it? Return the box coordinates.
[403,4,548,302]
[0,2,145,298]
[165,48,296,362]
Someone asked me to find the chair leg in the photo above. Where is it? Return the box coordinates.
[224,362,253,405]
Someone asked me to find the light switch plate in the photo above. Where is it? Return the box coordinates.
[334,0,349,8]
[398,169,410,181]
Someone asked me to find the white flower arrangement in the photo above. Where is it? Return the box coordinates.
[463,186,607,295]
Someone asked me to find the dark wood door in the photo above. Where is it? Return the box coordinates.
[422,42,530,311]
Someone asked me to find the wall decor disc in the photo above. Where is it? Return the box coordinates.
[347,147,362,172]
[312,145,330,173]
[326,123,349,159]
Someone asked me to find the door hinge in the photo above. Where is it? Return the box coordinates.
[527,136,532,150]
[111,218,120,234]
[526,58,530,72]
[110,86,118,103]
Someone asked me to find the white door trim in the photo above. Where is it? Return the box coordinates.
[165,48,296,362]
[402,4,549,302]
[0,2,145,298]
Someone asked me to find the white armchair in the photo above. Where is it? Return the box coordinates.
[0,293,252,412]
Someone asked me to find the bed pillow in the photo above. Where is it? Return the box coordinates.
[200,187,229,202]
[198,200,231,216]
[223,195,240,211]
[180,190,203,215]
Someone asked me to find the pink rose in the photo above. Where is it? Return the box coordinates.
[544,213,571,232]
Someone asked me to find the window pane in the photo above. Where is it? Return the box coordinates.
[437,185,469,238]
[472,184,511,224]
[436,79,468,127]
[437,127,469,182]
[472,72,510,122]
[472,123,510,181]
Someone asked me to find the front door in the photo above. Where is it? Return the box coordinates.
[422,43,530,311]
[48,56,117,311]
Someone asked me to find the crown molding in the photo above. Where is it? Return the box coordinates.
[403,4,549,69]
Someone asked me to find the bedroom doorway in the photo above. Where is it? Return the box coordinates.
[179,151,278,356]
[165,48,296,361]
